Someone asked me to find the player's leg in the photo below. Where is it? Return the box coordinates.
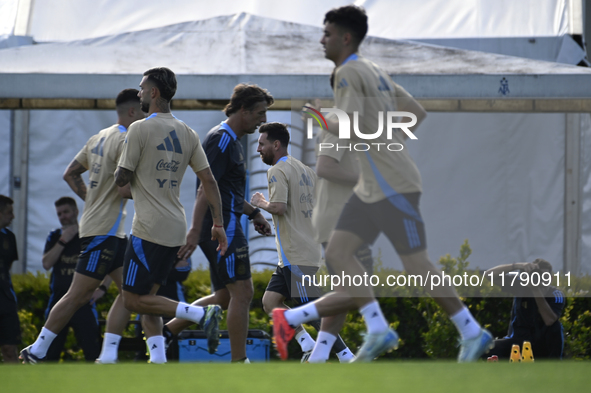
[44,323,69,361]
[69,303,100,362]
[274,196,400,361]
[264,267,316,360]
[542,322,564,358]
[95,238,132,363]
[225,278,253,361]
[1,298,22,363]
[0,345,18,363]
[139,283,166,364]
[163,238,232,338]
[162,288,230,345]
[307,314,355,363]
[122,236,221,361]
[23,272,100,361]
[383,192,491,362]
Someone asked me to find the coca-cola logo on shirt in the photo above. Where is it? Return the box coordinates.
[156,159,180,172]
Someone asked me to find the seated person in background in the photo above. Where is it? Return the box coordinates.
[484,258,565,359]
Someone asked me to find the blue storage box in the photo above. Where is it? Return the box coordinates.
[178,329,270,362]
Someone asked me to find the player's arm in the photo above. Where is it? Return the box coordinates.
[114,167,133,187]
[90,275,113,305]
[199,167,227,255]
[42,226,77,270]
[117,183,133,199]
[484,262,529,278]
[316,155,358,186]
[530,286,559,326]
[179,184,209,259]
[63,159,88,201]
[42,236,63,271]
[244,201,272,235]
[250,193,286,216]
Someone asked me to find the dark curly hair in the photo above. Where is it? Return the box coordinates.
[324,5,368,45]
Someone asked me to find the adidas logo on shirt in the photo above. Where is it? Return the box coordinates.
[157,130,183,154]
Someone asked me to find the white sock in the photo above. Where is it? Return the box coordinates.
[308,331,337,363]
[450,306,481,340]
[295,330,315,352]
[284,303,319,327]
[175,302,205,324]
[30,327,58,358]
[97,333,121,363]
[336,348,355,362]
[359,301,389,334]
[147,336,167,364]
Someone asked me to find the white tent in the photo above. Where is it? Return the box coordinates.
[1,3,590,277]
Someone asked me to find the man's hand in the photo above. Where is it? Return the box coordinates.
[89,287,106,305]
[250,192,267,208]
[178,227,201,260]
[211,226,228,256]
[60,224,79,243]
[252,214,272,236]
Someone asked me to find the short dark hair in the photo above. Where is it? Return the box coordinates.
[0,195,13,211]
[224,83,274,117]
[115,88,140,107]
[143,67,177,102]
[533,258,553,273]
[324,5,368,45]
[55,196,77,209]
[259,122,290,148]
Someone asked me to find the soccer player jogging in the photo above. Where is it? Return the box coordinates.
[272,5,493,362]
[307,93,373,363]
[20,89,145,364]
[251,122,355,363]
[41,197,101,361]
[114,67,228,364]
[162,83,273,363]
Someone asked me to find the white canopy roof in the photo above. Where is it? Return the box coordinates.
[1,0,583,41]
[1,13,590,100]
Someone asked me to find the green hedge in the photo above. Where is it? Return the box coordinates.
[10,240,591,361]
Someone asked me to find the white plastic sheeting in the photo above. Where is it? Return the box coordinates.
[2,0,579,42]
[1,13,588,76]
[0,110,10,196]
[579,114,591,275]
[376,112,568,272]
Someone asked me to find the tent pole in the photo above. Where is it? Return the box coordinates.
[564,113,582,276]
[9,109,30,274]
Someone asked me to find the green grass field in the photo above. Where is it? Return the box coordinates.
[1,361,588,393]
